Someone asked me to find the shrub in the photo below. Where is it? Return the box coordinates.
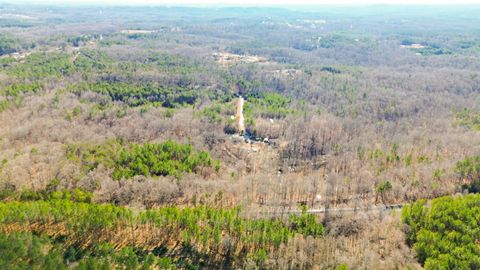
[456,108,480,131]
[288,205,324,237]
[455,155,480,192]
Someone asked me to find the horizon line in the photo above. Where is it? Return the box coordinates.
[2,1,480,7]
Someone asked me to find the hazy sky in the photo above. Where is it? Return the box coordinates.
[5,0,480,5]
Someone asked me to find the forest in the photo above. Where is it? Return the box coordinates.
[0,3,480,269]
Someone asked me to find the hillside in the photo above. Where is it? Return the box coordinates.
[0,4,480,269]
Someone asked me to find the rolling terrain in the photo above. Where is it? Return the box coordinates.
[0,4,479,269]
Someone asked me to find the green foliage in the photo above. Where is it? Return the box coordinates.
[0,232,176,269]
[65,106,83,121]
[417,155,430,163]
[0,100,10,112]
[402,199,427,246]
[113,140,214,179]
[227,39,272,55]
[71,82,199,108]
[0,200,133,231]
[66,140,218,179]
[375,181,392,194]
[0,185,16,201]
[247,249,268,268]
[72,106,82,117]
[0,56,15,69]
[320,66,341,74]
[458,40,476,49]
[0,232,67,270]
[214,160,221,172]
[244,92,294,119]
[67,36,90,47]
[115,107,127,118]
[0,34,18,56]
[126,33,151,40]
[201,104,223,123]
[402,195,480,269]
[50,189,93,203]
[74,244,172,270]
[288,205,324,237]
[1,188,93,203]
[1,82,43,98]
[375,180,393,204]
[456,108,480,131]
[19,189,44,201]
[0,82,43,112]
[292,32,359,51]
[140,206,293,249]
[335,263,350,270]
[7,52,75,79]
[98,38,126,47]
[73,49,112,73]
[386,144,400,164]
[317,34,354,49]
[163,108,174,118]
[0,18,35,28]
[413,46,452,56]
[0,199,324,268]
[401,39,417,46]
[66,139,121,173]
[455,155,480,192]
[456,155,480,181]
[363,145,428,173]
[147,52,204,75]
[404,153,413,166]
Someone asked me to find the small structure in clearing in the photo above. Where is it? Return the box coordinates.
[121,30,156,34]
[400,43,425,49]
[213,52,267,66]
[270,69,303,79]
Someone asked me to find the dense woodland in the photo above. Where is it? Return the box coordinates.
[0,3,480,269]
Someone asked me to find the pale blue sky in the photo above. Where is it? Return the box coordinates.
[6,0,480,5]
